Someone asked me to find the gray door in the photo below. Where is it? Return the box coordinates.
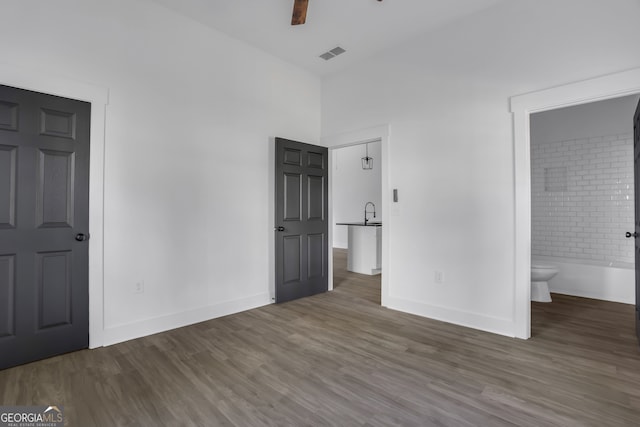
[0,85,90,370]
[634,98,640,343]
[275,138,328,303]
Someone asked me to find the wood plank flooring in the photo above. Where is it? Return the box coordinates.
[1,250,639,426]
[332,248,381,305]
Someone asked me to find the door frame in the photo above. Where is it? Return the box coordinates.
[511,67,640,339]
[322,125,390,306]
[0,63,108,348]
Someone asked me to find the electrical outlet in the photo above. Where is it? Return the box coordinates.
[434,271,444,284]
[134,281,144,294]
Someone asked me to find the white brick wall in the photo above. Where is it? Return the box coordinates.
[531,133,635,265]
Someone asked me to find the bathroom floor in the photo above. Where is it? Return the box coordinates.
[531,293,636,343]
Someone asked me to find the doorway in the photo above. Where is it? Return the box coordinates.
[331,140,382,304]
[323,125,390,306]
[511,67,640,339]
[529,95,638,303]
[528,95,639,339]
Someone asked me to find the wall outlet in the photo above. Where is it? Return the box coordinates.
[434,271,444,284]
[134,281,144,294]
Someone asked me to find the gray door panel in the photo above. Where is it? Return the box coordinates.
[0,85,90,370]
[0,145,16,228]
[0,254,15,338]
[275,138,328,303]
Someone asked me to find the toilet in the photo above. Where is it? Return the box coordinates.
[531,263,559,302]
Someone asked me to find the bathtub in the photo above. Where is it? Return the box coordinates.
[532,256,634,304]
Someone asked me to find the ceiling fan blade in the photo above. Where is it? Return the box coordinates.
[291,0,308,25]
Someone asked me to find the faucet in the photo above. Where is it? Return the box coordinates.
[364,202,376,225]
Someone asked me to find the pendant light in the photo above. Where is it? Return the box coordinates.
[361,143,374,170]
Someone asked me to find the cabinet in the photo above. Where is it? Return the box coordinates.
[337,223,381,275]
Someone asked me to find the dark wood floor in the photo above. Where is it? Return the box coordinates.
[1,250,639,426]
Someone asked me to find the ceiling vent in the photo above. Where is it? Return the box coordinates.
[319,46,346,61]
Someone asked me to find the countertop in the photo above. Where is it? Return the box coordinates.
[336,222,382,227]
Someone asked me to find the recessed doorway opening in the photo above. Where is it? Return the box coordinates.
[331,140,382,305]
[323,125,390,308]
[529,94,640,339]
[511,67,640,339]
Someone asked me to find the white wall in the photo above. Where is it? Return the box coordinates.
[531,95,640,144]
[0,0,321,345]
[321,0,640,337]
[332,141,382,248]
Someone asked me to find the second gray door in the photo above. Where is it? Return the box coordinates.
[0,84,90,370]
[275,138,328,303]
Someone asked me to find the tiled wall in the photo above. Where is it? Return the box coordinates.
[531,133,635,265]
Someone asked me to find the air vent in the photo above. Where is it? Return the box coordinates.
[319,46,346,61]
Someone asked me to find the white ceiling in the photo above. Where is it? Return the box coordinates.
[149,0,505,77]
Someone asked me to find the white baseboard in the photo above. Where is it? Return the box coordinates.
[102,293,271,346]
[385,296,516,338]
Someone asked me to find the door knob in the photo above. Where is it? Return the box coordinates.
[75,233,89,241]
[625,231,638,238]
[274,226,285,232]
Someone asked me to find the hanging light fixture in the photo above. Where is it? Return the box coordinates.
[361,143,374,170]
